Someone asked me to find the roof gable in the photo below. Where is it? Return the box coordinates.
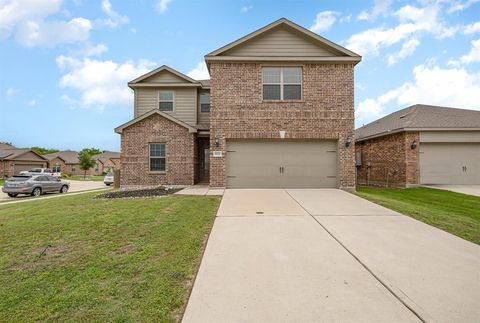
[129,65,199,85]
[115,109,197,134]
[205,18,360,61]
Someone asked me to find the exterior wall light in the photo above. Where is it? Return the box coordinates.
[345,136,352,148]
[215,136,220,148]
[411,140,417,150]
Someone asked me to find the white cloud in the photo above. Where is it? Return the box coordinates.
[387,37,420,66]
[464,21,480,34]
[28,99,37,106]
[83,43,108,57]
[447,0,480,12]
[100,0,129,28]
[5,87,20,99]
[56,55,156,108]
[155,0,171,13]
[347,3,455,57]
[450,39,480,65]
[310,11,339,33]
[0,0,92,47]
[15,17,92,47]
[187,62,210,80]
[241,5,252,13]
[357,0,392,21]
[356,64,480,124]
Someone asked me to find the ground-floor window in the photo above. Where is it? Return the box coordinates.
[149,143,166,171]
[53,164,61,173]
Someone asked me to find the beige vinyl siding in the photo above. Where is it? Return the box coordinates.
[135,88,197,125]
[197,90,210,127]
[420,131,480,143]
[222,26,341,57]
[142,70,187,83]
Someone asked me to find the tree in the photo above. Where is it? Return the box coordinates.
[82,148,102,156]
[78,149,96,179]
[31,146,59,155]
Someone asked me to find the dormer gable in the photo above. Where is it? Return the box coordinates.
[128,65,203,88]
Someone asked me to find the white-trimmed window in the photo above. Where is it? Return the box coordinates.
[149,143,166,172]
[262,67,302,100]
[200,93,210,113]
[53,164,61,173]
[158,91,174,112]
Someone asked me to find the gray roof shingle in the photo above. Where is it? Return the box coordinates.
[355,104,480,141]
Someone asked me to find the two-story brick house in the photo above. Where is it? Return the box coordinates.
[115,18,361,190]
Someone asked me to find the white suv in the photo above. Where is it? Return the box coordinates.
[19,168,57,177]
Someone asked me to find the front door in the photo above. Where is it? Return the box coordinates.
[198,138,210,183]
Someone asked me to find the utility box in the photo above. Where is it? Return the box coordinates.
[114,169,120,188]
[355,152,363,166]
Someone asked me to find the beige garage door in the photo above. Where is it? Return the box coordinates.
[226,140,337,188]
[13,163,44,175]
[420,143,480,184]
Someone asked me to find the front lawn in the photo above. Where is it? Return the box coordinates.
[356,186,480,245]
[0,179,4,186]
[67,175,105,181]
[0,193,220,322]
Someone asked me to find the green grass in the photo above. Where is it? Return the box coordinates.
[356,186,480,244]
[0,179,4,186]
[67,175,105,181]
[0,193,220,322]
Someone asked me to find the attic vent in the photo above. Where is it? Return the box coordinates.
[399,114,409,119]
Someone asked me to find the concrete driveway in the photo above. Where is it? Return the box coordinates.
[0,180,107,203]
[183,189,480,323]
[424,184,480,197]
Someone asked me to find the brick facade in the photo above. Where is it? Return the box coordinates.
[120,113,196,187]
[209,63,356,189]
[355,131,420,187]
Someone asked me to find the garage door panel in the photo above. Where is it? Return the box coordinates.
[13,164,44,175]
[420,143,480,184]
[226,140,338,189]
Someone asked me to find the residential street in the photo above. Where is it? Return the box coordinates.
[183,189,480,323]
[0,180,108,204]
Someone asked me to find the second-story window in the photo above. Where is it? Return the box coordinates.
[262,67,302,100]
[200,93,210,113]
[159,91,174,112]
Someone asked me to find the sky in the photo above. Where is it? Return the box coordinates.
[1,0,479,151]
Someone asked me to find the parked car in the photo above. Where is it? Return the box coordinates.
[104,172,114,186]
[2,175,70,197]
[19,168,59,177]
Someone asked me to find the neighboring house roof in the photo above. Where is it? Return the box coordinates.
[0,143,15,150]
[0,147,47,161]
[356,104,480,141]
[128,65,209,89]
[115,109,198,134]
[94,151,120,164]
[205,18,361,64]
[44,151,80,164]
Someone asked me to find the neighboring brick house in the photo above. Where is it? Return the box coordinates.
[115,18,361,189]
[94,151,121,174]
[355,105,480,187]
[45,150,121,176]
[0,143,48,178]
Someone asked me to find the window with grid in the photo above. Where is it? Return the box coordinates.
[149,143,166,172]
[262,67,302,100]
[53,164,61,173]
[158,91,174,111]
[200,93,210,112]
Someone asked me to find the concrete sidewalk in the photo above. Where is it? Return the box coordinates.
[424,184,480,197]
[183,189,480,323]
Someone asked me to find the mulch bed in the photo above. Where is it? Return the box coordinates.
[94,187,181,199]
